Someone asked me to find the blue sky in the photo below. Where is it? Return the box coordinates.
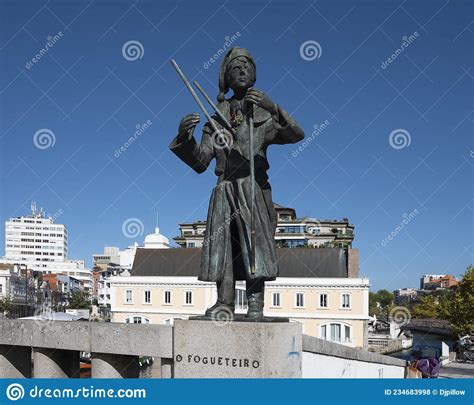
[0,0,472,291]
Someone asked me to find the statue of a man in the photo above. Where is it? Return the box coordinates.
[170,47,304,320]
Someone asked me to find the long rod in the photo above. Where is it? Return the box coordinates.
[249,104,256,275]
[170,59,231,150]
[193,80,235,135]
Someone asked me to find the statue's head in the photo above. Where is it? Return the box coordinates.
[218,47,256,102]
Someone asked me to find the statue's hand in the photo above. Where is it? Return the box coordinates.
[178,113,200,140]
[244,88,278,115]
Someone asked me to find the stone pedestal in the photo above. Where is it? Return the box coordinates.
[173,320,302,378]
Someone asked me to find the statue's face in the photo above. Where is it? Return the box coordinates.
[225,57,255,92]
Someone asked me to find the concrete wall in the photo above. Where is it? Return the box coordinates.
[302,334,406,378]
[348,249,359,278]
[0,320,406,379]
[302,352,405,378]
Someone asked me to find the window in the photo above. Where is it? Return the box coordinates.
[235,289,248,310]
[330,323,341,342]
[272,292,281,307]
[188,242,195,248]
[295,292,304,308]
[144,290,151,304]
[0,285,2,293]
[125,289,133,304]
[125,316,150,324]
[342,293,351,309]
[164,290,171,304]
[320,323,352,343]
[319,293,328,308]
[185,291,193,305]
[344,325,351,342]
[320,324,327,340]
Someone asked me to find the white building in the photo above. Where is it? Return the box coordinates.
[94,227,170,307]
[2,203,91,292]
[110,248,368,348]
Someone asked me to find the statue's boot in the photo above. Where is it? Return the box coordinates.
[204,301,235,322]
[246,292,264,320]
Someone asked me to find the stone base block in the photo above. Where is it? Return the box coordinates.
[173,320,302,378]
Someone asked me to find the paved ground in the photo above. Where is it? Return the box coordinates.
[439,362,474,378]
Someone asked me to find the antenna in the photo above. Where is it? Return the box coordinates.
[31,201,37,216]
[155,210,160,233]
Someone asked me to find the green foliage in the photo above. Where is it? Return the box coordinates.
[369,292,381,316]
[68,291,91,309]
[444,265,474,335]
[412,295,440,319]
[0,298,12,314]
[369,289,394,316]
[410,265,473,335]
[377,289,394,309]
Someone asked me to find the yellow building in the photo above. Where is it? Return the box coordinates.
[110,247,369,348]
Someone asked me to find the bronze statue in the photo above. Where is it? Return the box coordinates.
[170,47,304,320]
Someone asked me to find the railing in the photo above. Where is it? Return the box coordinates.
[0,319,409,379]
[0,319,173,378]
[368,337,390,347]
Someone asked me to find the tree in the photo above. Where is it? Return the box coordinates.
[376,290,394,310]
[412,295,440,319]
[0,298,12,317]
[68,291,91,309]
[444,265,474,335]
[369,292,381,316]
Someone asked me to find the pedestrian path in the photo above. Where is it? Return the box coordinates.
[439,362,474,378]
